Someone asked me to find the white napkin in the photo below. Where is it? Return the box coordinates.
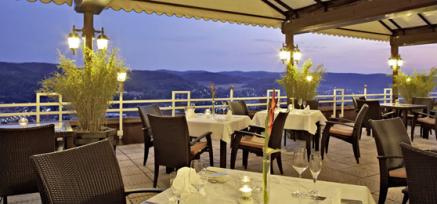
[185,108,195,119]
[226,110,233,120]
[171,167,203,198]
[303,105,311,114]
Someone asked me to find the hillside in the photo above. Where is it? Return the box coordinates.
[0,62,392,103]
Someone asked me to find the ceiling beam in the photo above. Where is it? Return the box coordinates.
[273,0,298,18]
[391,25,437,46]
[261,0,287,16]
[418,13,436,31]
[379,20,393,34]
[282,0,437,34]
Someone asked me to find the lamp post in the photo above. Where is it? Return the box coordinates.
[117,72,127,140]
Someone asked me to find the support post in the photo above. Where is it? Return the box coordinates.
[117,82,124,139]
[83,12,94,50]
[390,37,399,103]
[285,33,295,65]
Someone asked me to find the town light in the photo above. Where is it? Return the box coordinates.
[306,75,313,82]
[279,44,291,64]
[117,72,127,82]
[67,30,81,52]
[96,30,109,50]
[406,77,411,83]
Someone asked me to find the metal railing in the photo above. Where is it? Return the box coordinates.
[3,85,437,128]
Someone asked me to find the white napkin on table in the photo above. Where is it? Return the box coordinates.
[171,167,203,198]
[303,105,311,114]
[226,110,233,120]
[185,108,195,119]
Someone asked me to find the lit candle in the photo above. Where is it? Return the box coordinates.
[18,117,28,126]
[239,185,253,198]
[241,175,251,184]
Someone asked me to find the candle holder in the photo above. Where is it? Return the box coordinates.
[239,184,254,204]
[18,117,29,126]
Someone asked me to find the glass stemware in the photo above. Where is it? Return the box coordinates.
[298,98,303,109]
[303,100,307,109]
[291,148,308,197]
[309,152,322,197]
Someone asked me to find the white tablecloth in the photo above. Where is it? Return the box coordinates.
[146,167,375,204]
[187,114,252,143]
[252,110,327,135]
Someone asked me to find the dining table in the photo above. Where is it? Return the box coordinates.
[252,109,327,155]
[145,167,375,204]
[0,121,74,149]
[380,103,427,125]
[187,114,252,168]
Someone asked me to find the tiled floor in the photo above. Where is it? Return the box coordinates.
[5,128,437,204]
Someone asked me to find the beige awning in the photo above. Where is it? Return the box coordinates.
[28,0,437,42]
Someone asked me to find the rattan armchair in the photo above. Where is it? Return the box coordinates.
[321,104,369,163]
[138,104,162,166]
[369,118,410,204]
[148,115,213,188]
[410,97,435,141]
[227,101,256,119]
[0,124,56,204]
[401,143,437,204]
[230,112,288,174]
[30,140,161,204]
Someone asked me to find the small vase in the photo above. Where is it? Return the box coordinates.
[262,154,271,204]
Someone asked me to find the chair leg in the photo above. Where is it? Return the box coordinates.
[153,164,159,188]
[402,190,409,204]
[276,154,283,175]
[352,141,360,164]
[366,127,371,136]
[378,183,388,204]
[2,196,7,204]
[242,150,249,169]
[325,134,331,154]
[410,122,416,142]
[143,146,150,166]
[230,148,238,169]
[283,130,287,146]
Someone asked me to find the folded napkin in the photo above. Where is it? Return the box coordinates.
[185,109,195,119]
[226,110,233,120]
[171,167,203,198]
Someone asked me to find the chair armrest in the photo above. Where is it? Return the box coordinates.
[328,117,354,123]
[234,130,264,138]
[382,111,396,118]
[377,155,404,160]
[190,132,212,146]
[248,125,265,133]
[125,188,163,196]
[326,121,354,128]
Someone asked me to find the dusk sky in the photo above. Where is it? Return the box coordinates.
[1,1,436,74]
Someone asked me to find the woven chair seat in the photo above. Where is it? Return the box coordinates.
[329,124,354,136]
[240,136,265,149]
[389,167,407,178]
[190,141,207,155]
[417,117,435,125]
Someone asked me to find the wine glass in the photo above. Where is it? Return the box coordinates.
[303,100,307,109]
[291,148,308,197]
[298,98,303,109]
[309,152,322,197]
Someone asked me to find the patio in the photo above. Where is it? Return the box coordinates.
[6,127,437,204]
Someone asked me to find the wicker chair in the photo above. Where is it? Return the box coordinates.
[410,97,434,141]
[356,99,395,136]
[230,112,288,174]
[352,96,366,113]
[369,118,410,204]
[0,125,56,204]
[321,104,369,163]
[227,101,255,119]
[401,143,437,204]
[30,140,161,204]
[138,104,162,166]
[148,115,213,188]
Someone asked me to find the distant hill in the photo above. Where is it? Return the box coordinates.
[0,61,392,103]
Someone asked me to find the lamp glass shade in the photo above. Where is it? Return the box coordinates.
[388,58,396,66]
[293,50,302,61]
[67,33,81,50]
[279,48,290,63]
[397,59,404,67]
[117,72,127,82]
[96,34,109,50]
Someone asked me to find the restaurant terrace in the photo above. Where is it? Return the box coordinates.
[1,0,437,204]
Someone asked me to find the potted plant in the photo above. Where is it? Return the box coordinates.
[277,59,324,104]
[394,68,437,103]
[42,49,127,147]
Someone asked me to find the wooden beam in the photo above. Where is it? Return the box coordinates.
[391,25,437,46]
[273,0,298,18]
[379,20,393,34]
[418,13,436,31]
[261,0,287,16]
[282,0,437,34]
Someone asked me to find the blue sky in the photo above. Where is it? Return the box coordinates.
[0,1,436,74]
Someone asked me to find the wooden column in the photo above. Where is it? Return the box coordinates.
[390,37,399,102]
[285,33,295,66]
[83,12,94,50]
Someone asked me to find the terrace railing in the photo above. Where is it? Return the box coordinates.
[2,85,437,126]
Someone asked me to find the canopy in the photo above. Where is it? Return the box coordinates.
[28,0,437,42]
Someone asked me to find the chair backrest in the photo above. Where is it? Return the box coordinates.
[306,100,319,110]
[0,125,55,197]
[370,118,411,170]
[352,104,369,139]
[148,115,191,168]
[412,97,434,114]
[138,104,162,135]
[401,143,437,204]
[228,101,248,116]
[31,140,125,204]
[268,112,289,149]
[353,96,366,112]
[361,100,383,127]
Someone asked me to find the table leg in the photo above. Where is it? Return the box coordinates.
[402,110,408,126]
[220,140,227,168]
[318,123,326,152]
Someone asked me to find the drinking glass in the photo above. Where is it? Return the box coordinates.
[298,98,303,109]
[291,148,308,197]
[309,152,322,196]
[303,100,307,109]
